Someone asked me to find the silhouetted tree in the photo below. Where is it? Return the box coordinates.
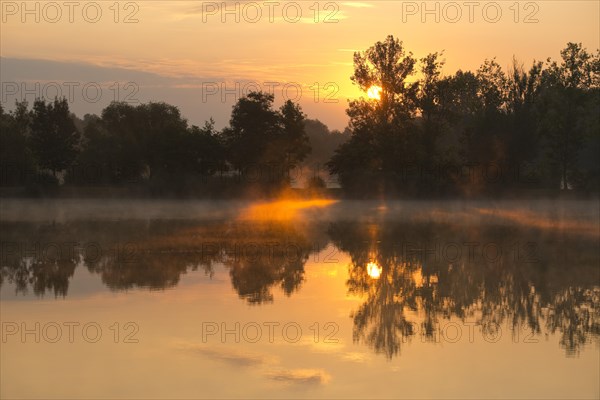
[186,119,227,177]
[328,35,420,195]
[503,59,544,181]
[29,97,80,177]
[275,100,311,168]
[0,101,35,186]
[222,91,310,187]
[2,39,598,196]
[223,92,280,172]
[329,38,600,196]
[71,103,145,184]
[536,43,600,190]
[69,102,226,188]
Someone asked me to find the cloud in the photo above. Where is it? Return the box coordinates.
[0,57,179,85]
[177,1,348,23]
[342,352,369,362]
[0,57,350,131]
[174,342,276,367]
[265,368,331,385]
[175,342,332,386]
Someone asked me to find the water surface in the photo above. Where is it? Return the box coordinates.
[1,199,599,399]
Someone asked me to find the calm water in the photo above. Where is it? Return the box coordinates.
[1,199,599,399]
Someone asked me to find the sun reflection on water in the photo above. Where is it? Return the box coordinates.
[366,261,382,279]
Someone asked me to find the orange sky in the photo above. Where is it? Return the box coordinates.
[1,1,599,129]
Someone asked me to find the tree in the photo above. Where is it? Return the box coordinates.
[503,59,544,184]
[183,119,226,177]
[29,97,80,176]
[350,35,419,126]
[137,102,190,178]
[275,100,311,168]
[222,91,280,172]
[462,58,508,166]
[419,51,446,120]
[436,70,480,157]
[416,52,451,193]
[537,43,600,189]
[222,91,310,187]
[0,101,35,186]
[328,36,424,195]
[71,101,228,187]
[72,103,146,184]
[476,58,508,113]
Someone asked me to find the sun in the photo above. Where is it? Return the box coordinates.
[366,261,382,279]
[367,85,382,100]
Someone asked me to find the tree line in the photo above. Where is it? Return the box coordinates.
[0,90,351,194]
[329,37,599,196]
[1,37,598,196]
[0,92,323,193]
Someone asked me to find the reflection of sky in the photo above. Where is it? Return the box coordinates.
[2,199,600,398]
[2,246,599,399]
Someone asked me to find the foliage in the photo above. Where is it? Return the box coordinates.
[1,40,598,196]
[328,37,600,196]
[29,97,80,176]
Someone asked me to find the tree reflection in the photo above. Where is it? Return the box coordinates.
[329,218,600,358]
[2,211,598,358]
[0,253,76,297]
[219,222,314,304]
[0,219,319,304]
[1,222,78,297]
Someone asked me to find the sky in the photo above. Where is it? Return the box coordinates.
[1,1,599,130]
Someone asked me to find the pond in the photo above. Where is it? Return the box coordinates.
[1,198,599,399]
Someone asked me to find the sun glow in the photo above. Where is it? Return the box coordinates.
[240,198,338,221]
[367,85,382,100]
[366,261,382,279]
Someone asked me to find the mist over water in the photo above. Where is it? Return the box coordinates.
[3,197,599,224]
